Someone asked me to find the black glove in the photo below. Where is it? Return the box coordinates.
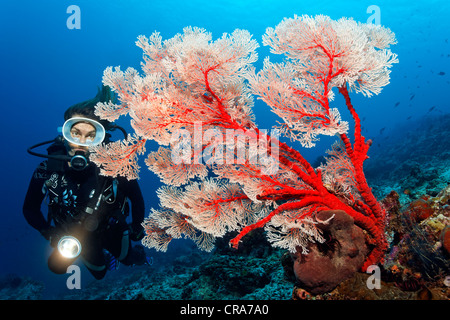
[129,224,145,241]
[39,227,59,246]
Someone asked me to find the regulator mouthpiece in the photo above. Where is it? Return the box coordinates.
[70,151,89,171]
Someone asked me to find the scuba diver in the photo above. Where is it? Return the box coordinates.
[23,86,150,280]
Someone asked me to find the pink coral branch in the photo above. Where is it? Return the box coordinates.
[229,199,318,248]
[93,16,397,270]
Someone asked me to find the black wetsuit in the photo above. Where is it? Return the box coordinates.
[23,159,146,279]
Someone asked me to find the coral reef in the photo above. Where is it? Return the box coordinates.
[58,179,449,301]
[0,274,44,300]
[442,227,450,256]
[19,14,446,302]
[53,107,450,301]
[20,102,447,302]
[288,183,450,300]
[61,233,292,300]
[91,15,398,271]
[365,114,450,201]
[56,180,450,301]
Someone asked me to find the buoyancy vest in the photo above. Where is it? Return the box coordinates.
[43,141,128,233]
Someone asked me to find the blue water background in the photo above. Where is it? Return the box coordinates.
[0,0,449,298]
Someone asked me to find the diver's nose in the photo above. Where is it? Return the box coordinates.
[79,135,88,144]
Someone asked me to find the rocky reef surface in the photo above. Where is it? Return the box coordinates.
[0,274,45,300]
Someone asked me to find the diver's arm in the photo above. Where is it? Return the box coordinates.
[22,164,50,232]
[121,178,145,239]
[125,179,145,227]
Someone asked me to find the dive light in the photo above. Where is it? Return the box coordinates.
[57,236,82,259]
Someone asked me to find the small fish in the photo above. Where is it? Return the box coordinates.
[410,94,415,101]
[428,106,436,112]
[438,71,445,76]
[379,127,385,134]
[394,102,400,107]
[407,116,412,120]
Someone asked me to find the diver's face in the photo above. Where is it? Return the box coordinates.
[67,122,97,156]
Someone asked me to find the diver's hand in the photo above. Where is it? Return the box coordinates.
[129,224,145,241]
[39,227,58,243]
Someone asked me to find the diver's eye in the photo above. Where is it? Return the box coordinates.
[70,130,81,137]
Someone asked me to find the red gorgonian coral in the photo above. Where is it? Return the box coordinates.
[90,15,398,270]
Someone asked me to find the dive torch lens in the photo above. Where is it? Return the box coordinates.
[57,236,82,259]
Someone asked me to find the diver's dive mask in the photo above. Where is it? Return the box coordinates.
[27,117,108,171]
[62,117,106,147]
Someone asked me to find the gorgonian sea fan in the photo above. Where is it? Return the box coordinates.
[90,15,398,270]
